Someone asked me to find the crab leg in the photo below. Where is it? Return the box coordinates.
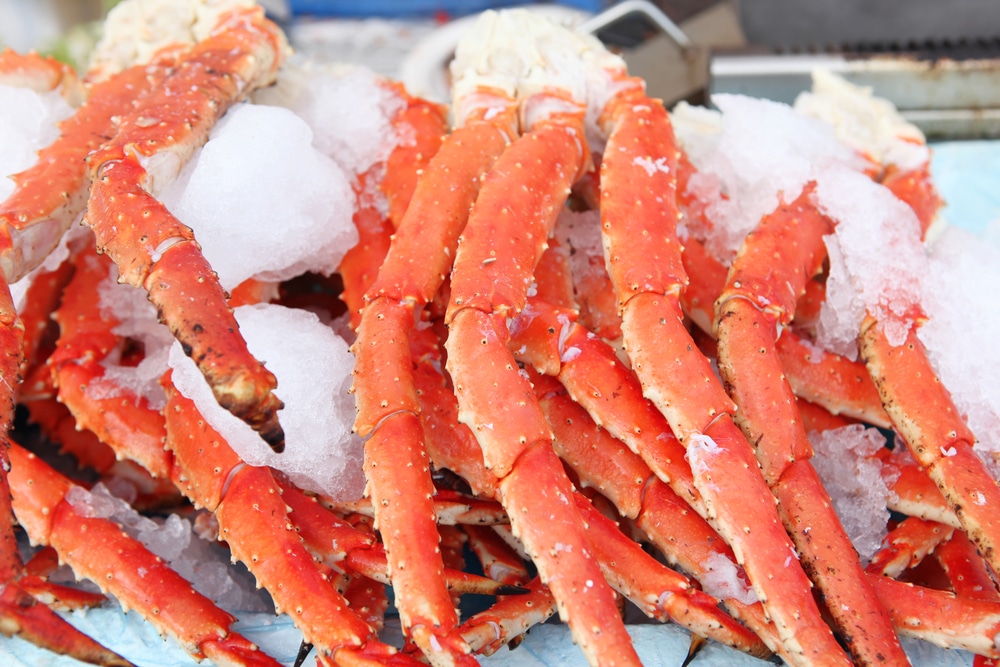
[160,373,421,666]
[337,92,448,330]
[82,5,287,451]
[2,266,133,666]
[444,97,644,663]
[860,321,1000,578]
[867,517,954,578]
[679,233,892,428]
[8,440,280,667]
[597,85,851,665]
[713,187,908,663]
[349,67,518,662]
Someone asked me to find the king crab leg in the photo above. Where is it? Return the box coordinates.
[712,185,908,663]
[859,319,1000,579]
[84,5,288,451]
[596,86,851,664]
[349,45,519,666]
[443,95,643,662]
[7,440,282,667]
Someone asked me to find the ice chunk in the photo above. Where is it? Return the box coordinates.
[168,302,365,500]
[0,85,74,201]
[814,170,926,358]
[159,103,357,291]
[809,425,892,562]
[683,94,865,263]
[254,59,404,180]
[919,226,1000,478]
[94,262,174,409]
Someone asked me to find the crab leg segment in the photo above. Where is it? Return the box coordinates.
[83,5,287,451]
[598,88,850,665]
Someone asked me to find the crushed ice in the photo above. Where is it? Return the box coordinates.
[809,425,892,562]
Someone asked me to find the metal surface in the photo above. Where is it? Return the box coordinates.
[707,0,1000,139]
[577,0,693,51]
[738,0,1000,50]
[710,48,1000,139]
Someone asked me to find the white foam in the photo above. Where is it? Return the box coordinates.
[168,303,365,500]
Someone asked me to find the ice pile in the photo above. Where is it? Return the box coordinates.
[813,170,926,356]
[809,425,894,562]
[66,483,270,612]
[0,85,73,202]
[168,303,365,500]
[253,59,408,212]
[675,89,928,360]
[672,94,866,265]
[920,226,1000,476]
[158,103,357,291]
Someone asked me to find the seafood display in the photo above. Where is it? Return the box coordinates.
[1,1,999,666]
